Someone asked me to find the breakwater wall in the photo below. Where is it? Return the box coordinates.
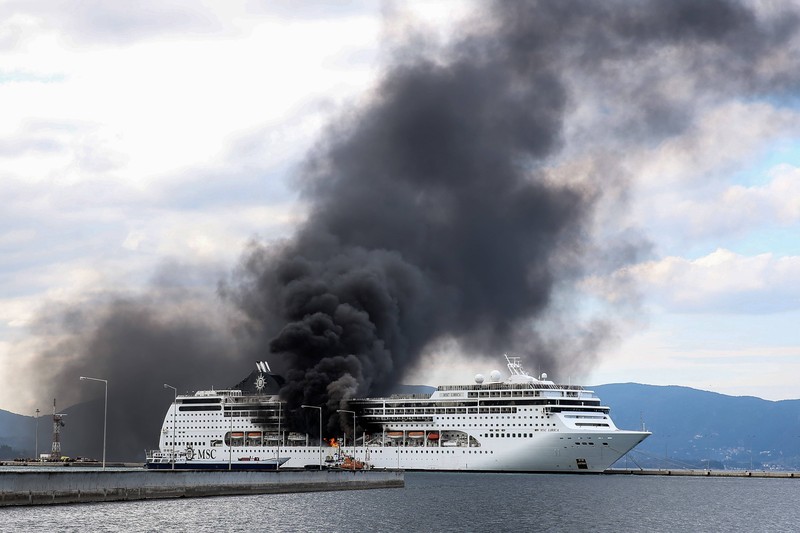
[605,468,800,478]
[0,469,404,507]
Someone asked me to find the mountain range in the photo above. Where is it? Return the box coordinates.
[594,384,800,470]
[2,383,798,469]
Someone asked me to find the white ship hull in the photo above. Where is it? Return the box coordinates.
[147,429,646,473]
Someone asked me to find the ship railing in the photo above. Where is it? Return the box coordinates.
[437,383,586,392]
[146,449,187,461]
[539,384,586,391]
[146,450,169,462]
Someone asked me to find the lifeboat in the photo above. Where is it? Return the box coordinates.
[428,432,440,440]
[247,432,261,438]
[338,456,369,470]
[264,434,281,441]
[287,433,306,441]
[231,432,244,438]
[387,431,404,439]
[408,431,424,439]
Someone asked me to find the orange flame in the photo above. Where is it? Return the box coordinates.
[326,437,339,448]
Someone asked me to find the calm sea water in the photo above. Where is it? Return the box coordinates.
[4,472,800,532]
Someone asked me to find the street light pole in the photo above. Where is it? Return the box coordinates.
[79,376,108,469]
[35,408,40,461]
[277,400,283,470]
[302,405,323,470]
[163,384,177,470]
[336,409,356,469]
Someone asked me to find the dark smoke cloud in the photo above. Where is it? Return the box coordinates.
[223,0,800,432]
[14,0,800,457]
[16,267,245,460]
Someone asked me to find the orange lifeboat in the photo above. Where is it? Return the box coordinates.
[408,431,424,439]
[339,456,368,470]
[247,432,261,438]
[387,431,403,439]
[428,432,440,440]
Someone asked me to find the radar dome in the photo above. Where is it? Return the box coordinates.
[474,374,485,384]
[540,373,548,380]
[490,370,502,382]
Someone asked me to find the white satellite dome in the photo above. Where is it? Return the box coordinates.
[540,373,548,380]
[489,370,502,382]
[474,373,485,384]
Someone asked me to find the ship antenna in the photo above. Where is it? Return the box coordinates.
[504,354,526,376]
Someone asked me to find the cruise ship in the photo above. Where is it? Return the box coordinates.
[145,357,650,472]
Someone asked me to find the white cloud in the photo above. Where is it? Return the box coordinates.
[0,8,382,310]
[627,101,800,189]
[0,10,382,189]
[612,101,800,251]
[721,165,800,224]
[590,328,800,401]
[547,101,800,252]
[0,1,236,47]
[639,164,800,240]
[588,248,800,314]
[0,228,37,247]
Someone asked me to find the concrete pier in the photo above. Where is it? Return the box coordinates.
[0,469,404,507]
[605,468,800,478]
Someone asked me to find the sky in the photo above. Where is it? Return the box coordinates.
[1,0,800,417]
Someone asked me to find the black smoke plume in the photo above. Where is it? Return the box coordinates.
[223,0,800,434]
[14,0,800,458]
